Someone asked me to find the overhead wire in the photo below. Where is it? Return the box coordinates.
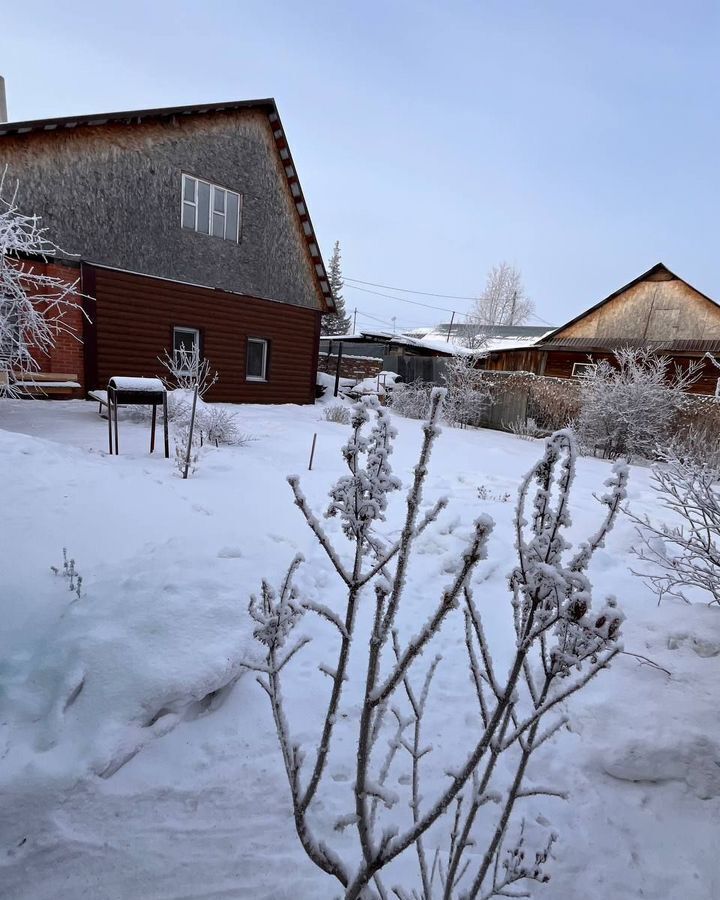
[344,281,554,327]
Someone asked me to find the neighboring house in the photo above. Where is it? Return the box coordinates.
[0,98,335,403]
[483,264,720,395]
[318,325,552,389]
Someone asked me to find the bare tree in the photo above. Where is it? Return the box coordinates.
[0,172,87,395]
[471,263,535,329]
[247,394,628,898]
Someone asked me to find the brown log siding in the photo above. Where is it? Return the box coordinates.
[483,346,720,396]
[90,265,320,404]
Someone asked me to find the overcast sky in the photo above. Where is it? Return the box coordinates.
[2,0,718,331]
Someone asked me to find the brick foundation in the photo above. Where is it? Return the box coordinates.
[318,353,383,382]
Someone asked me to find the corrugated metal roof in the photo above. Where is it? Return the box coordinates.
[539,337,720,353]
[0,98,276,137]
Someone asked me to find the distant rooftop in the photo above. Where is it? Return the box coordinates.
[405,323,552,340]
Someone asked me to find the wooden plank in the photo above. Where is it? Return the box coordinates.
[14,372,78,382]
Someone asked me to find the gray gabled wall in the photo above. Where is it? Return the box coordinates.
[1,109,322,310]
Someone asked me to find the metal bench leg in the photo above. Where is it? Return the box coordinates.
[150,404,157,453]
[163,395,169,459]
[113,395,119,455]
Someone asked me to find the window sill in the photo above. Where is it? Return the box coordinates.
[246,377,268,383]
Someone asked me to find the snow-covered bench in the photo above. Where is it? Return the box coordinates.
[13,372,81,397]
[88,389,109,416]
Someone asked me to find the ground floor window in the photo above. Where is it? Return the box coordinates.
[173,326,201,374]
[572,361,597,378]
[246,338,269,381]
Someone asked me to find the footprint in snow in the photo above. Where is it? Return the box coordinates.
[217,546,243,559]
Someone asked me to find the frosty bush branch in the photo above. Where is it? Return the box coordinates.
[0,171,87,393]
[390,357,491,430]
[250,397,628,898]
[630,449,720,606]
[442,354,492,429]
[158,345,218,397]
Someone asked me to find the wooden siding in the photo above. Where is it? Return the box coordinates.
[551,270,720,343]
[89,265,320,404]
[482,349,545,374]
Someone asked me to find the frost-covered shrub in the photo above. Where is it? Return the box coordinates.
[196,405,245,446]
[505,415,543,440]
[166,391,248,448]
[527,376,580,432]
[477,483,511,502]
[388,379,434,419]
[673,397,720,469]
[173,422,200,477]
[631,450,720,606]
[574,347,701,461]
[323,403,351,425]
[248,395,628,898]
[158,346,219,398]
[442,352,492,428]
[51,547,83,600]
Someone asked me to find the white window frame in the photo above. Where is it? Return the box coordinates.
[181,174,241,242]
[173,326,201,375]
[715,377,720,398]
[572,362,597,379]
[246,338,269,382]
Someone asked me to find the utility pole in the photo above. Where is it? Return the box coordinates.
[446,310,456,342]
[391,315,397,335]
[353,307,357,333]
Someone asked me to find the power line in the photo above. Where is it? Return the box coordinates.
[345,283,458,313]
[345,276,478,301]
[345,276,555,326]
[345,283,554,327]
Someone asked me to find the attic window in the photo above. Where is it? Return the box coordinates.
[181,174,241,242]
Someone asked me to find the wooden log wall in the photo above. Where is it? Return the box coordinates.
[88,265,320,404]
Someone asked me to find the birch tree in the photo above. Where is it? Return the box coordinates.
[471,263,534,329]
[0,172,86,394]
[248,393,628,898]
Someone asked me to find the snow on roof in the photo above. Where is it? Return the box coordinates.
[319,328,550,357]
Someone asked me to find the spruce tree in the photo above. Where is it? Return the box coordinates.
[321,240,352,335]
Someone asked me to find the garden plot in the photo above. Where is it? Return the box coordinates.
[0,399,717,900]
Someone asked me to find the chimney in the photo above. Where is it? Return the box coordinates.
[0,76,7,123]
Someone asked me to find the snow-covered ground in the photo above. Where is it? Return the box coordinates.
[0,398,718,899]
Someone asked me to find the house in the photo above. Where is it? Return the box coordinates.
[318,324,552,387]
[0,98,334,403]
[482,264,720,395]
